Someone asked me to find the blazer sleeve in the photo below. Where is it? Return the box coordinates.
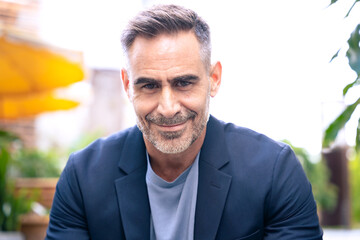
[45,154,90,240]
[264,145,323,240]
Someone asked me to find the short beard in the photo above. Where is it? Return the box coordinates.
[137,108,208,154]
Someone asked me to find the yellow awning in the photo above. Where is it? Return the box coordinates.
[0,91,79,119]
[0,31,85,119]
[0,35,84,96]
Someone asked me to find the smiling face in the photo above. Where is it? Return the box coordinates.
[122,31,221,154]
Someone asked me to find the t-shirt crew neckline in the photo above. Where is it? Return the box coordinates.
[146,151,200,240]
[146,155,193,188]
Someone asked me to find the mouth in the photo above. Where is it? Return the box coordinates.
[146,111,196,133]
[156,121,187,132]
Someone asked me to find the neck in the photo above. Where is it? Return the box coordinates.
[145,128,206,182]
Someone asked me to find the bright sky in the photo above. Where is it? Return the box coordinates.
[36,0,360,156]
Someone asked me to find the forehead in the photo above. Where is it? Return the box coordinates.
[127,31,205,76]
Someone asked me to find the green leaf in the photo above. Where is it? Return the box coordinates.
[330,0,338,6]
[356,118,360,152]
[330,48,341,62]
[345,0,360,17]
[323,97,360,148]
[346,24,360,75]
[343,75,360,96]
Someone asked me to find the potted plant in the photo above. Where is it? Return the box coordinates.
[11,148,62,240]
[0,130,32,240]
[1,129,62,240]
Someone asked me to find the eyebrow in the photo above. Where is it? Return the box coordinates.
[134,77,158,85]
[173,74,200,82]
[134,74,200,85]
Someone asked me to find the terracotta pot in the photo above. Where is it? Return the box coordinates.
[15,178,58,209]
[19,213,49,240]
[15,178,58,240]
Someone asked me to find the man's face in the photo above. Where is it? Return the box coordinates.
[122,31,220,154]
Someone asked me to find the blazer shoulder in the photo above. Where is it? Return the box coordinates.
[69,125,140,168]
[205,116,291,169]
[221,119,287,152]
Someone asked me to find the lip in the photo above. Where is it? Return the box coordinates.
[155,121,187,132]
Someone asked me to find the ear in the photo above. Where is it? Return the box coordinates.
[209,61,222,97]
[121,68,132,100]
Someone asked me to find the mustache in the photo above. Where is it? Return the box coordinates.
[146,110,197,125]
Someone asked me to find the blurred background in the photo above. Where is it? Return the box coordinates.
[0,0,359,239]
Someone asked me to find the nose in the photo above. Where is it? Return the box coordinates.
[157,87,181,118]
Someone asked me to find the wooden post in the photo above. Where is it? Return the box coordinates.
[321,145,351,227]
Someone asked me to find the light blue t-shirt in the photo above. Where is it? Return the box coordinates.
[146,152,199,240]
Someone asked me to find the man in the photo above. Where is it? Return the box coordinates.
[46,4,323,240]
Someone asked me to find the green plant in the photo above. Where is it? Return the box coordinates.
[11,149,61,178]
[67,130,105,155]
[0,130,33,231]
[323,0,360,151]
[1,185,33,231]
[283,140,338,211]
[349,151,360,224]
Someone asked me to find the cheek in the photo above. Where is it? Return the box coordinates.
[180,89,210,113]
[132,95,157,117]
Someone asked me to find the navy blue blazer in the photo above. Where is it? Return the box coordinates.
[46,116,323,240]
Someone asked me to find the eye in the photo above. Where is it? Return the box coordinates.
[175,80,191,88]
[142,83,159,89]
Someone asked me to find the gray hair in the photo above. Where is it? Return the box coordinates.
[121,4,211,71]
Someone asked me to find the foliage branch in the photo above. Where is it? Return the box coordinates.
[323,0,360,151]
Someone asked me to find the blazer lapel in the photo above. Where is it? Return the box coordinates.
[194,116,232,240]
[114,126,151,240]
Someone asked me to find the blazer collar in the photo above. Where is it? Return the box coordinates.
[200,115,231,169]
[194,115,232,240]
[118,125,147,173]
[115,126,150,239]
